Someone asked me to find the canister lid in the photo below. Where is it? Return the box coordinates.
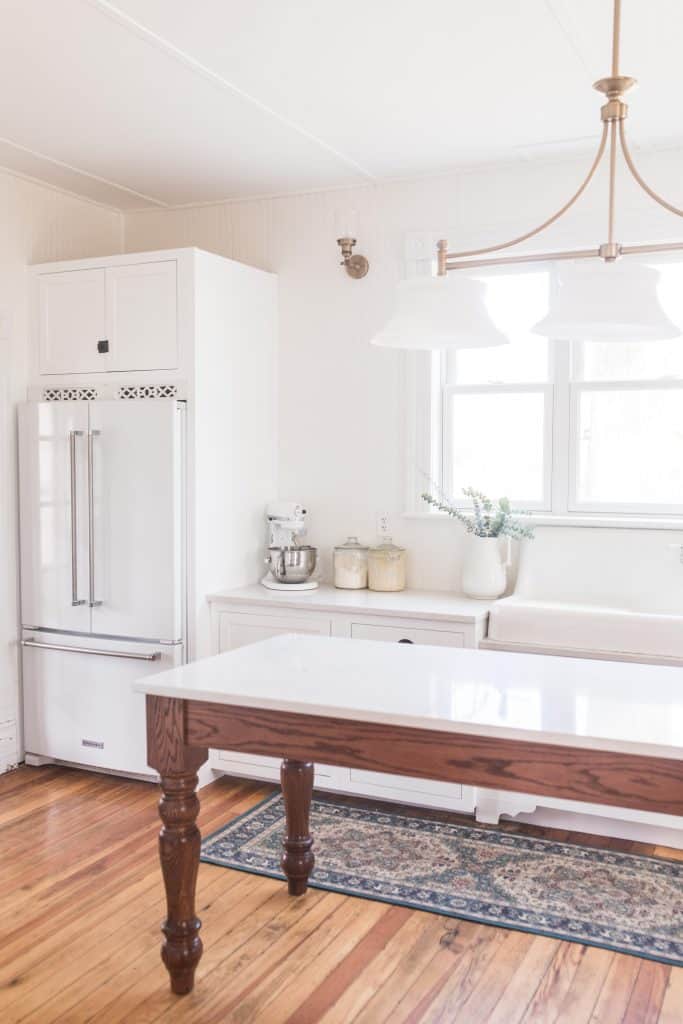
[334,535,369,552]
[369,537,405,554]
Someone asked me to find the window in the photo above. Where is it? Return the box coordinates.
[420,259,683,519]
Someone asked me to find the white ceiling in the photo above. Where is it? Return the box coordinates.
[0,0,680,210]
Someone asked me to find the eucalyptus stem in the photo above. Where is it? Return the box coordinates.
[421,487,534,540]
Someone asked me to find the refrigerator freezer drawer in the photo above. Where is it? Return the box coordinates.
[22,633,183,777]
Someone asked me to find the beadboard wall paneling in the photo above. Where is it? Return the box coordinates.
[0,170,122,753]
[124,146,683,591]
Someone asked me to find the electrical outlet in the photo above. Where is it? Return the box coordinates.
[376,512,390,537]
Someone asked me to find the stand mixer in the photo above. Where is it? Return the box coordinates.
[261,502,319,591]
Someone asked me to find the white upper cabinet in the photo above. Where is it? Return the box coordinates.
[106,261,177,372]
[39,270,107,375]
[37,261,178,376]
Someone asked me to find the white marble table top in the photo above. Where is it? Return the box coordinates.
[135,635,683,760]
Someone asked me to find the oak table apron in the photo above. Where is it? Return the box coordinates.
[139,637,683,995]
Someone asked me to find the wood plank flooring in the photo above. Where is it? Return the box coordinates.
[0,765,681,1023]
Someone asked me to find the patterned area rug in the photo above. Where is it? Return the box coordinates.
[201,793,683,966]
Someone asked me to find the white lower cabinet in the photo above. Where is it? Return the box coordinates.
[208,589,487,814]
[214,609,339,786]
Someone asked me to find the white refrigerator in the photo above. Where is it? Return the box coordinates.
[18,398,185,778]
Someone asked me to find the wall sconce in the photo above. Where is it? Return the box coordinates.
[337,237,369,279]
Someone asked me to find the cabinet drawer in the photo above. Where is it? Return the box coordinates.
[217,611,331,652]
[350,622,465,647]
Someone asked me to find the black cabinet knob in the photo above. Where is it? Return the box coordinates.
[97,339,109,354]
[398,638,413,644]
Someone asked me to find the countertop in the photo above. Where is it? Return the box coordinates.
[135,634,683,760]
[207,584,492,624]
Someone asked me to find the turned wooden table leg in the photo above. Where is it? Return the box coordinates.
[146,695,207,995]
[158,770,203,994]
[280,758,315,895]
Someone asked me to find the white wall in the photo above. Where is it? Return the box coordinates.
[124,145,683,591]
[0,171,121,752]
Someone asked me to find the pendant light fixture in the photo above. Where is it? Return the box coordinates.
[371,274,507,350]
[430,0,683,345]
[533,261,680,341]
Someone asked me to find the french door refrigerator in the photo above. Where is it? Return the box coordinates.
[18,399,185,777]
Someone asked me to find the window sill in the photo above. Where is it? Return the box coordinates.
[403,511,683,531]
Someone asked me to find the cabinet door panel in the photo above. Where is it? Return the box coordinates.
[349,620,471,810]
[39,270,106,375]
[346,768,473,811]
[214,610,333,784]
[106,261,178,371]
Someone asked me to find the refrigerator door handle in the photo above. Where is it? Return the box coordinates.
[87,429,103,608]
[22,638,161,661]
[68,430,86,607]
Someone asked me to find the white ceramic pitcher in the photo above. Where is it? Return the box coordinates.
[461,536,507,600]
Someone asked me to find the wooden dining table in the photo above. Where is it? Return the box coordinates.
[135,634,683,995]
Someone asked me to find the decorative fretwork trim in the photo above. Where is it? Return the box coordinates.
[43,387,98,401]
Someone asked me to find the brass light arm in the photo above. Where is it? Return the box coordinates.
[437,124,609,274]
[436,0,683,277]
[619,122,683,218]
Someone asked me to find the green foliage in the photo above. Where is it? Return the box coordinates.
[421,486,535,540]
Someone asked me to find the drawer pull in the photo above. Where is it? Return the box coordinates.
[397,638,414,644]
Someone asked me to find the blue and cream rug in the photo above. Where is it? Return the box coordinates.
[201,793,683,966]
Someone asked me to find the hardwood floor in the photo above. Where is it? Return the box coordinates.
[0,766,681,1023]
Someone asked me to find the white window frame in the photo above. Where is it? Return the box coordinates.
[567,347,683,516]
[403,263,683,527]
[441,367,555,514]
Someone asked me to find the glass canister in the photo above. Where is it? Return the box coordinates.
[367,538,406,592]
[333,537,369,590]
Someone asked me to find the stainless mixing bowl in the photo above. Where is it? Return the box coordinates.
[265,545,317,583]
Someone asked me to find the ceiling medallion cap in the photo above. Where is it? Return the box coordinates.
[593,75,637,98]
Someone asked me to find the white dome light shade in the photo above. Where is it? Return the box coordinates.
[371,275,509,350]
[531,260,681,342]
